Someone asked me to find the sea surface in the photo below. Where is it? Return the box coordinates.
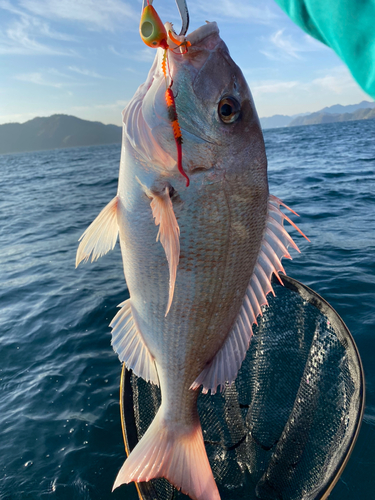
[0,118,374,499]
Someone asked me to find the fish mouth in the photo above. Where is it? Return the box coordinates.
[186,21,219,46]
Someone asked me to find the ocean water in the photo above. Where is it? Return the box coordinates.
[0,118,374,499]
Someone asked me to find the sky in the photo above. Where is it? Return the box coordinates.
[0,0,373,126]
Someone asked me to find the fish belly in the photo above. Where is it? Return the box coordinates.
[117,155,268,412]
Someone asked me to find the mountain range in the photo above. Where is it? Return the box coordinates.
[260,100,375,129]
[1,100,375,155]
[0,114,121,155]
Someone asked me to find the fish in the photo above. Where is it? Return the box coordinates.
[76,20,307,500]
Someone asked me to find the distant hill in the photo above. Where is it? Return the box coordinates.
[259,114,293,129]
[0,114,122,155]
[260,100,375,129]
[2,102,375,155]
[288,107,375,127]
[319,100,375,114]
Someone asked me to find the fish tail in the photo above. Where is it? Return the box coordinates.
[112,407,220,500]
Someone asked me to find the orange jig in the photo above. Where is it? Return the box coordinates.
[139,1,190,187]
[139,1,168,49]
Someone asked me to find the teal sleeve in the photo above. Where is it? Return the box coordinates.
[274,0,375,99]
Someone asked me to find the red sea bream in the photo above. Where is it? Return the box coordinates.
[76,20,307,500]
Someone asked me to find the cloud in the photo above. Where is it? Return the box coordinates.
[0,0,137,56]
[131,48,155,63]
[108,44,123,57]
[68,66,105,79]
[260,29,327,61]
[250,67,358,99]
[251,79,299,96]
[192,0,277,24]
[19,0,138,31]
[0,0,28,16]
[0,37,73,56]
[271,29,303,59]
[15,67,95,89]
[312,66,359,94]
[108,45,155,63]
[249,64,370,117]
[72,100,129,111]
[16,71,64,87]
[0,1,76,40]
[261,29,302,60]
[0,5,77,55]
[303,33,328,50]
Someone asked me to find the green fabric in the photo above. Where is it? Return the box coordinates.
[274,0,375,99]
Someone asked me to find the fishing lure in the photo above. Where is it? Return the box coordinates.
[139,0,191,187]
[140,1,168,49]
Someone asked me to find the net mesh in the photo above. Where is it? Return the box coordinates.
[120,276,364,500]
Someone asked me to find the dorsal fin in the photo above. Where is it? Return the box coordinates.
[191,194,309,395]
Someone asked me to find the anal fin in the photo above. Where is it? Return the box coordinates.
[110,299,159,385]
[191,194,309,395]
[76,196,119,267]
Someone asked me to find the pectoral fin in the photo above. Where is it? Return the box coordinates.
[76,196,119,267]
[150,187,180,316]
[191,194,309,395]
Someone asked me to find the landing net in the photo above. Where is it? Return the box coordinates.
[119,275,364,500]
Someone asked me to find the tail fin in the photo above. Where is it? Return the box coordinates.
[113,409,220,500]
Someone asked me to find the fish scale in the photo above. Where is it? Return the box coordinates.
[76,20,307,500]
[116,138,268,491]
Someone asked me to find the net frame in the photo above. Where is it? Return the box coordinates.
[118,275,365,500]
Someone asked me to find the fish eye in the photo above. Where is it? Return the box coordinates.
[218,96,241,124]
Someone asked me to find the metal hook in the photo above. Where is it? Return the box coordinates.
[141,0,189,36]
[175,0,189,36]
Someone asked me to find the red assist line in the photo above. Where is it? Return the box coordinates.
[165,87,190,187]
